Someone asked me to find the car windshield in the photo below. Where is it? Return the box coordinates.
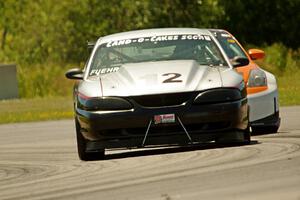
[214,32,248,60]
[89,34,228,76]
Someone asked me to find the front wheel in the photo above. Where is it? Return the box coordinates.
[216,128,251,145]
[251,125,279,134]
[243,126,251,145]
[75,118,105,161]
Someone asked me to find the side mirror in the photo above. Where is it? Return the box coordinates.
[65,68,83,80]
[248,49,265,60]
[231,56,249,67]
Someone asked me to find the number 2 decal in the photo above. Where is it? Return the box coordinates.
[162,73,182,83]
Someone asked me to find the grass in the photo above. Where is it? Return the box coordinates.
[0,63,76,124]
[0,97,73,124]
[17,63,75,98]
[277,71,300,106]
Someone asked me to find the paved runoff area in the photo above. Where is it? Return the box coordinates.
[0,106,300,200]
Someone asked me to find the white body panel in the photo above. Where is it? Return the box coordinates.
[248,70,279,122]
[100,60,222,96]
[81,60,243,97]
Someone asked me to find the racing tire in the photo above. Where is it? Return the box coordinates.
[75,118,105,161]
[216,128,250,145]
[243,127,251,145]
[251,125,279,134]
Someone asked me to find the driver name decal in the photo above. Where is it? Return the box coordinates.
[90,67,120,76]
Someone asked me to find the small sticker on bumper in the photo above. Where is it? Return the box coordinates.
[154,114,175,124]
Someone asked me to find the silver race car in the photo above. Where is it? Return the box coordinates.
[66,28,250,160]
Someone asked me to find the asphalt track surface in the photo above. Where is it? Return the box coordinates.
[0,106,299,200]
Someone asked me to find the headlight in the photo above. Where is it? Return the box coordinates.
[77,93,132,111]
[194,88,243,104]
[247,69,267,87]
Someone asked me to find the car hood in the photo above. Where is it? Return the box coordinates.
[97,60,224,97]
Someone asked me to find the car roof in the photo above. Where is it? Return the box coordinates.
[97,28,215,45]
[208,28,227,33]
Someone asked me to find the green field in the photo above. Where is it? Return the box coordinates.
[0,97,73,124]
[277,72,300,106]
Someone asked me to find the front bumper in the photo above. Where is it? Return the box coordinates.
[247,80,279,122]
[250,111,280,128]
[76,97,248,149]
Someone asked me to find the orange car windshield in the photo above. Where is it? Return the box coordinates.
[215,32,247,60]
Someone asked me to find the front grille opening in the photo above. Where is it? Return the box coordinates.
[185,121,230,132]
[130,92,195,107]
[99,121,230,139]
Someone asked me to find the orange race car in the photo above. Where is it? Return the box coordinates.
[211,29,280,133]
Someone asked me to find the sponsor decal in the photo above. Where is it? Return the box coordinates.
[105,34,212,47]
[227,39,236,43]
[154,114,176,124]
